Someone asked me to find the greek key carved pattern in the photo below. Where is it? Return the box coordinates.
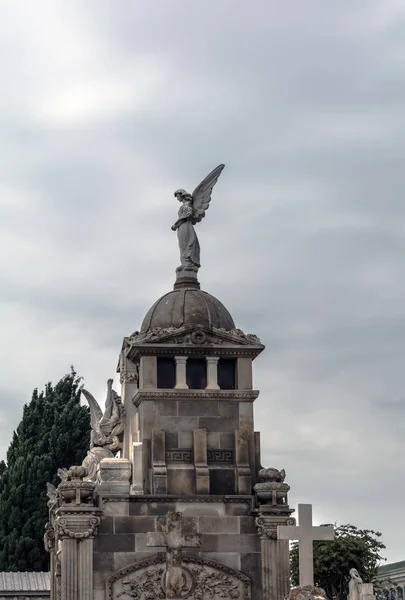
[166,450,194,462]
[207,450,234,463]
[165,449,235,463]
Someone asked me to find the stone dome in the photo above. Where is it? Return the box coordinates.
[140,288,235,333]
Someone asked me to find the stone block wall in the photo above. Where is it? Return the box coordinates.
[93,497,261,600]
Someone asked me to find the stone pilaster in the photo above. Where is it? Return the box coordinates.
[235,428,252,494]
[175,356,189,389]
[206,357,220,389]
[193,429,209,494]
[118,351,139,463]
[152,428,167,493]
[132,441,144,494]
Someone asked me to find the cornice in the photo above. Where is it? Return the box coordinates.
[101,494,254,504]
[133,389,259,406]
[126,344,263,360]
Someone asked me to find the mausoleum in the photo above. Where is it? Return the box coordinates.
[45,165,310,600]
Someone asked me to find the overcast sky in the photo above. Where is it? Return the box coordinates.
[0,0,404,563]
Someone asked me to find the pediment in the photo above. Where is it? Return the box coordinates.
[126,325,263,348]
[106,554,251,600]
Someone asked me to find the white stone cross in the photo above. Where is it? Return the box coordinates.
[277,504,334,587]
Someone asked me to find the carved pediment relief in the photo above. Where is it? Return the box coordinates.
[127,326,261,347]
[106,554,251,600]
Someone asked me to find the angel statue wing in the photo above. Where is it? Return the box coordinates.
[191,164,225,224]
[81,388,103,431]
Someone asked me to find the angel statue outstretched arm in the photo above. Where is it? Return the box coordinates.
[172,164,225,276]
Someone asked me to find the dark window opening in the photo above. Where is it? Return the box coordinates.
[157,357,176,389]
[186,358,207,389]
[218,359,236,390]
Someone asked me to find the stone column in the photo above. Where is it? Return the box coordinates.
[175,356,189,389]
[51,467,101,600]
[61,538,77,600]
[256,518,278,600]
[206,357,220,389]
[78,539,93,600]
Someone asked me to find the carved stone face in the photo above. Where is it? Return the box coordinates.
[174,188,187,201]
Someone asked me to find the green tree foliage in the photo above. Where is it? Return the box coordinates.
[0,368,90,571]
[290,523,386,600]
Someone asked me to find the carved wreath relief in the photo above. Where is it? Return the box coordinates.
[108,557,250,600]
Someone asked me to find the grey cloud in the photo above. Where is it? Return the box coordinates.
[0,0,404,562]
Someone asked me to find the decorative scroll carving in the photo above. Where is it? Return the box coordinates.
[44,523,56,552]
[213,327,261,345]
[120,365,139,385]
[255,516,296,540]
[108,555,251,600]
[127,325,261,347]
[118,565,165,599]
[56,516,100,539]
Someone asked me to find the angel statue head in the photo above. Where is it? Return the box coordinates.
[174,189,192,202]
[171,164,225,277]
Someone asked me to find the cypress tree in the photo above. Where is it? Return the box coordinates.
[0,368,90,571]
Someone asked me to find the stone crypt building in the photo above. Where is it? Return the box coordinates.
[45,166,296,600]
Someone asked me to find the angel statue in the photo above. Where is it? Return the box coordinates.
[81,379,125,481]
[171,164,225,275]
[348,568,363,600]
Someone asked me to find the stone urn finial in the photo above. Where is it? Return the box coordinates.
[254,467,290,505]
[57,465,95,505]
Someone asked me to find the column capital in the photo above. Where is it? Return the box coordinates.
[255,515,296,540]
[55,505,103,540]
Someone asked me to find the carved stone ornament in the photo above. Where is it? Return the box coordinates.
[56,515,100,540]
[107,555,251,600]
[44,522,56,552]
[258,467,286,483]
[255,516,295,540]
[57,465,95,505]
[120,368,139,385]
[127,325,261,347]
[254,467,290,505]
